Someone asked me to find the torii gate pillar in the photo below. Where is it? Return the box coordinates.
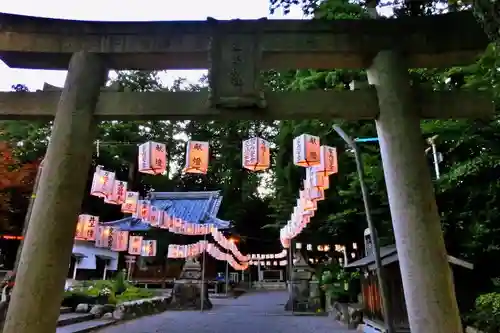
[368,50,463,333]
[2,52,106,333]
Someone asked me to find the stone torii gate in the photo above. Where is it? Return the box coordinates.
[0,11,493,333]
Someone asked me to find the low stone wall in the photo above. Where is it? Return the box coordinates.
[75,296,171,321]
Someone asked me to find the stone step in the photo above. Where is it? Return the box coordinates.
[55,318,116,333]
[60,307,72,314]
[57,313,95,327]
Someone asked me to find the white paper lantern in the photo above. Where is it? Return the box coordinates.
[293,134,320,167]
[82,214,98,241]
[90,167,115,198]
[96,226,113,248]
[317,145,338,176]
[242,137,271,171]
[149,205,163,227]
[104,180,127,205]
[135,200,151,222]
[138,141,167,175]
[141,240,157,257]
[128,235,143,255]
[112,230,129,252]
[183,140,209,174]
[121,191,139,214]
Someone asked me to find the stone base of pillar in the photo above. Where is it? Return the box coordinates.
[170,280,212,310]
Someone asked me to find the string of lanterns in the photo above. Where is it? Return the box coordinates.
[167,241,248,271]
[280,134,338,248]
[248,250,288,260]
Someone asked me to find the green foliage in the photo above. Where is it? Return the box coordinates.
[469,292,500,332]
[113,270,130,295]
[317,261,360,301]
[115,287,154,303]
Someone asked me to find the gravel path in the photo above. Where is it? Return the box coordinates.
[97,291,353,333]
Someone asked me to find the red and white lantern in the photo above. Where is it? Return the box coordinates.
[242,137,271,171]
[104,180,127,205]
[307,167,328,189]
[135,200,151,222]
[74,216,85,240]
[82,214,98,241]
[121,191,139,214]
[149,205,163,227]
[138,141,167,175]
[317,146,338,176]
[141,240,157,257]
[90,166,115,198]
[128,235,143,255]
[96,226,113,248]
[112,230,129,252]
[293,134,320,167]
[183,140,209,174]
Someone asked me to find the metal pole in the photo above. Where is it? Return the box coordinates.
[225,254,229,296]
[333,125,395,333]
[200,233,207,311]
[429,138,440,180]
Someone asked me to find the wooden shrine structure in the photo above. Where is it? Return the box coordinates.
[345,245,474,332]
[0,10,494,333]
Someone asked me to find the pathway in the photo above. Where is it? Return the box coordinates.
[97,291,353,333]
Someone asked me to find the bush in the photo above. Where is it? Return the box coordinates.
[469,292,500,333]
[116,287,154,303]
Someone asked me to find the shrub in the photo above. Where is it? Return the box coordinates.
[469,292,500,333]
[113,270,129,295]
[116,287,154,303]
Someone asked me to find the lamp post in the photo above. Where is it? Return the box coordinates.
[426,135,441,180]
[333,125,395,333]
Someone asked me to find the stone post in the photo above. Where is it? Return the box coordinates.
[2,52,105,333]
[368,50,462,333]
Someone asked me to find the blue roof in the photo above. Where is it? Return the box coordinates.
[103,191,231,231]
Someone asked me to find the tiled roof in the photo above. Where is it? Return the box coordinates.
[103,191,230,231]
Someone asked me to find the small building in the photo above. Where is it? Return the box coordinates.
[344,244,474,333]
[103,191,230,287]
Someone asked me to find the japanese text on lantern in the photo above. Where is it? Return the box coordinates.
[183,140,209,174]
[96,226,109,248]
[84,215,98,241]
[128,235,143,255]
[318,146,338,176]
[293,134,320,167]
[138,141,167,175]
[105,180,127,205]
[242,137,270,171]
[149,205,163,227]
[121,191,139,214]
[90,167,115,198]
[112,230,129,252]
[135,200,151,222]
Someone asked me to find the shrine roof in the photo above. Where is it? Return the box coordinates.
[103,190,230,231]
[344,245,473,270]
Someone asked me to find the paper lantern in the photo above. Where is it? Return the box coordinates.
[128,235,143,255]
[309,187,325,202]
[96,226,113,248]
[242,137,271,171]
[149,205,163,227]
[138,141,167,175]
[141,240,157,257]
[293,134,320,167]
[74,215,86,240]
[90,167,115,198]
[306,244,312,251]
[112,230,129,252]
[135,200,151,222]
[317,146,338,176]
[82,214,98,241]
[307,167,327,189]
[121,191,139,214]
[104,180,127,205]
[183,140,209,174]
